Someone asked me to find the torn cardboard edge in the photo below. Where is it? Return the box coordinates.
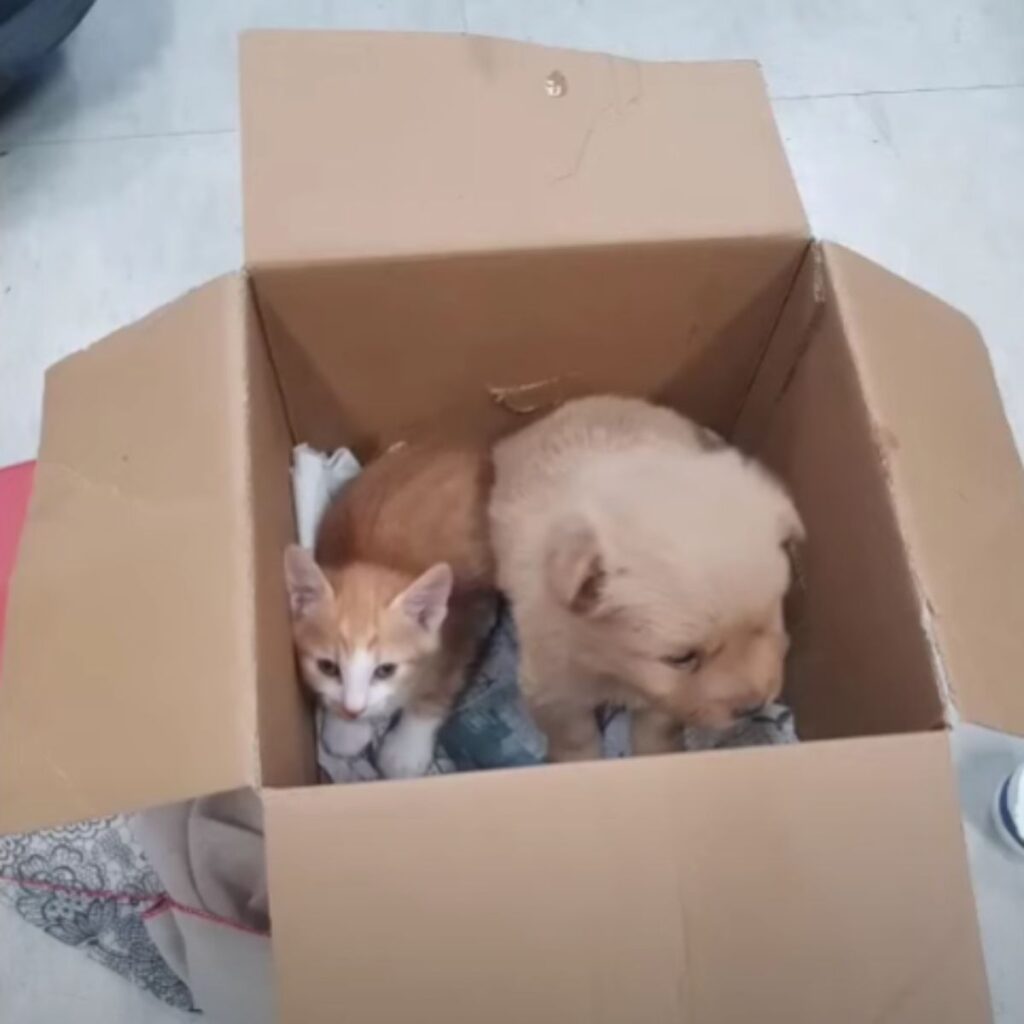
[488,376,573,416]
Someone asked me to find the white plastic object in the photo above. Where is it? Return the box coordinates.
[993,761,1024,857]
[290,445,361,550]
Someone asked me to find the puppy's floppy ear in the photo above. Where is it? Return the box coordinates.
[776,497,806,629]
[284,545,334,619]
[546,516,607,615]
[777,495,806,587]
[392,563,452,634]
[694,424,727,452]
[783,532,805,591]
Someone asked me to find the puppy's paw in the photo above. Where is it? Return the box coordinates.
[378,713,441,779]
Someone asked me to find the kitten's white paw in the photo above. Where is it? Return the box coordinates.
[378,713,441,780]
[323,716,376,758]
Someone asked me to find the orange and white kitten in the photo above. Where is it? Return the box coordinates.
[489,395,803,762]
[284,440,495,779]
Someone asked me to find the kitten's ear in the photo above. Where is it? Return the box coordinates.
[283,545,333,619]
[546,517,606,615]
[392,563,453,634]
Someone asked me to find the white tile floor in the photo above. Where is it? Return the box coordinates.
[1,0,1023,1020]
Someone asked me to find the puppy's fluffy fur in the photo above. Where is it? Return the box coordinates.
[489,396,803,761]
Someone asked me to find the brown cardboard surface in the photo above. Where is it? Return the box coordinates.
[241,32,807,266]
[252,238,806,455]
[0,277,264,834]
[243,293,316,788]
[265,733,989,1024]
[825,244,1024,736]
[738,246,945,739]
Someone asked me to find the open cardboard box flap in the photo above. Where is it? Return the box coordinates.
[240,31,809,266]
[265,733,988,1024]
[0,273,311,833]
[822,244,1024,735]
[738,241,1024,741]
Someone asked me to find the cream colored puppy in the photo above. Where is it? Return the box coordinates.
[490,396,803,762]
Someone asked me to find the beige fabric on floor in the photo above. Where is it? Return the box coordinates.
[131,789,273,1024]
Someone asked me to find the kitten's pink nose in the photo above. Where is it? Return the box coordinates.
[337,703,363,721]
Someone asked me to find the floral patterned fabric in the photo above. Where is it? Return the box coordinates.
[0,815,196,1012]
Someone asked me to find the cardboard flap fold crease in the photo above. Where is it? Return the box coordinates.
[824,243,1024,735]
[0,31,1015,1023]
[0,275,262,831]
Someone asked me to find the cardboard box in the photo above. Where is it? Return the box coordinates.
[3,31,1023,1022]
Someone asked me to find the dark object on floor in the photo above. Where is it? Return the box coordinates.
[0,0,96,95]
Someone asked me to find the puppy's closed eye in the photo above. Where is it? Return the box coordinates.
[734,702,767,720]
[662,649,701,671]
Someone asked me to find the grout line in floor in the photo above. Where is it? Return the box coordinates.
[771,81,1024,102]
[2,79,1024,154]
[0,125,237,152]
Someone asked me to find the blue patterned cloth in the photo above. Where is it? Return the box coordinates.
[319,605,797,781]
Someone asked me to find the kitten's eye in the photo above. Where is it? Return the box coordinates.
[373,663,397,681]
[316,658,340,678]
[662,649,701,671]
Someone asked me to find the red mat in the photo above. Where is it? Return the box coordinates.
[0,461,35,677]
